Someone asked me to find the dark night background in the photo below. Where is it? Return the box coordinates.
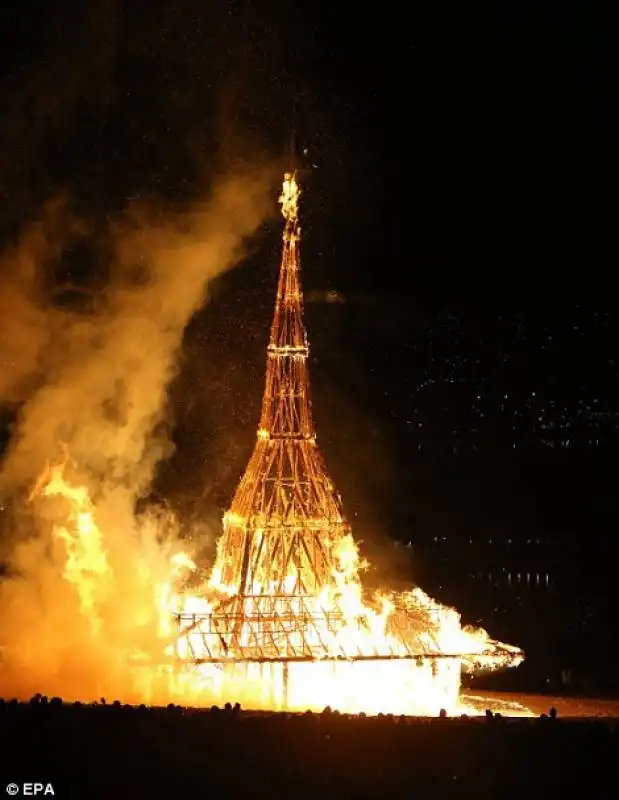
[0,1,615,696]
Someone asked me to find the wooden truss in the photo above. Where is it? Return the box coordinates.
[176,173,522,675]
[215,174,349,597]
[174,593,454,664]
[173,593,520,666]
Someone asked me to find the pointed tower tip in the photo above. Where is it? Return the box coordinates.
[279,171,300,223]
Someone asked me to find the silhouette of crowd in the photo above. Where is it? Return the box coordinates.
[1,695,616,798]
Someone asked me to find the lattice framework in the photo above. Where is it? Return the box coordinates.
[173,173,522,677]
[214,173,349,600]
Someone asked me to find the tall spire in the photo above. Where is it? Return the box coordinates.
[259,172,314,440]
[215,172,348,597]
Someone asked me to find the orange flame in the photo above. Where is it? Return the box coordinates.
[7,459,524,716]
[0,174,523,715]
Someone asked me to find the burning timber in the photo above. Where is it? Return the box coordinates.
[170,172,523,715]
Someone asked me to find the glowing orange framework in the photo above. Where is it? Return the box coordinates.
[172,173,522,682]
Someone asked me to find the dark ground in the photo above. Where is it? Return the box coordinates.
[1,697,617,798]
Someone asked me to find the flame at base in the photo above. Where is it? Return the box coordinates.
[0,462,524,716]
[162,659,462,716]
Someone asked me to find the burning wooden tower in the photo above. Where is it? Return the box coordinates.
[172,173,523,715]
[216,172,349,597]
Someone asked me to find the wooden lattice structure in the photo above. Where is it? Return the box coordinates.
[173,173,522,679]
[214,172,349,598]
[176,593,470,664]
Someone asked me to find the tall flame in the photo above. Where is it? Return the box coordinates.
[7,457,523,716]
[35,464,112,635]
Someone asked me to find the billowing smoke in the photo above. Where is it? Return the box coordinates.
[0,164,276,702]
[0,171,273,497]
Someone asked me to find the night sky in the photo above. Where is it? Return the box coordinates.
[0,1,615,691]
[0,1,605,298]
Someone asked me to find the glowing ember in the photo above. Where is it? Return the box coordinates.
[9,172,523,716]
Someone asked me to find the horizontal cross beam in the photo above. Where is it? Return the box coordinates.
[176,654,465,665]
